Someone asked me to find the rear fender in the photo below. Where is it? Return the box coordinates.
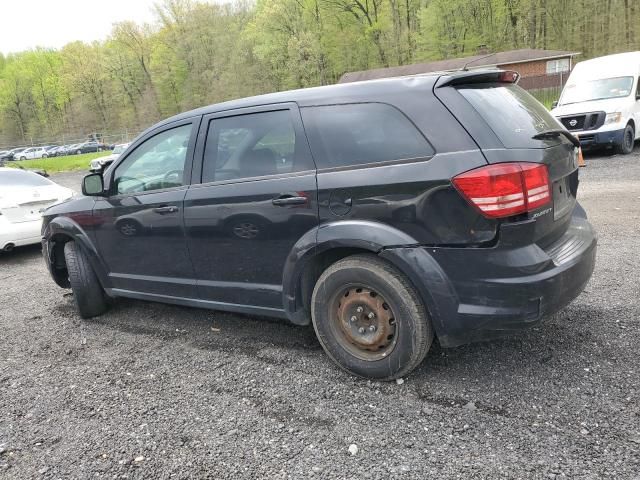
[282,220,457,340]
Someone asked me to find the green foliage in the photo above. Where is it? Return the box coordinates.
[1,0,639,148]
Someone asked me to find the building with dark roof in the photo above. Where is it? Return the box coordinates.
[339,48,581,89]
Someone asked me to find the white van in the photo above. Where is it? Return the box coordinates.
[551,51,640,154]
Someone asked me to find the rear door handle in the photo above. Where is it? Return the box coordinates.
[272,194,308,206]
[153,206,179,214]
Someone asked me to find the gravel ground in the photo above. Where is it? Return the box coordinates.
[1,151,639,479]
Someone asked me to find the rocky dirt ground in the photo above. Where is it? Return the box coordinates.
[1,150,639,479]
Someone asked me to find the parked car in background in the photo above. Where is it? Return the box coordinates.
[4,147,27,161]
[0,167,74,252]
[42,70,596,380]
[44,145,60,156]
[59,144,79,156]
[89,143,130,172]
[17,146,49,160]
[74,141,106,154]
[551,51,640,154]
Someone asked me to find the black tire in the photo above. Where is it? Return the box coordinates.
[42,154,48,158]
[311,254,433,380]
[20,156,26,160]
[63,241,108,319]
[617,123,635,155]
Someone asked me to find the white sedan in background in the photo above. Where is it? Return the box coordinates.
[15,146,50,160]
[0,168,75,252]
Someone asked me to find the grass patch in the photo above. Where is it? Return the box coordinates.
[9,152,109,173]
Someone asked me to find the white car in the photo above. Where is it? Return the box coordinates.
[89,143,131,172]
[551,51,640,154]
[0,168,75,251]
[15,146,49,160]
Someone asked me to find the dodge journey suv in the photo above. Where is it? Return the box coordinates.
[42,70,597,380]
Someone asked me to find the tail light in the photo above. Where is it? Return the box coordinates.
[452,162,551,219]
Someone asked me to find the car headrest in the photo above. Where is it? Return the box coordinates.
[239,148,277,177]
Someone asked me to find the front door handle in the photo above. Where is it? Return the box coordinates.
[272,194,308,206]
[153,206,179,214]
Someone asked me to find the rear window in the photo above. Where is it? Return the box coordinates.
[458,83,560,148]
[301,103,433,169]
[0,169,53,187]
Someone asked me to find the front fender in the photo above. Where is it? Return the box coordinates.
[44,216,111,289]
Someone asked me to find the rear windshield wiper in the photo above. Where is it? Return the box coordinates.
[532,129,580,148]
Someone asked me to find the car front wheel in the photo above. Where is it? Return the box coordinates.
[311,254,433,380]
[63,241,108,319]
[617,123,635,155]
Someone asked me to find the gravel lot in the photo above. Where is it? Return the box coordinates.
[1,151,639,479]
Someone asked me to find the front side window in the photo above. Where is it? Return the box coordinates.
[202,109,309,183]
[113,124,192,195]
[300,103,433,169]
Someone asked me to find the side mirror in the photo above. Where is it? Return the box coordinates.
[82,173,104,196]
[551,100,558,109]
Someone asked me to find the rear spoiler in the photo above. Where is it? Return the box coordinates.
[436,70,520,88]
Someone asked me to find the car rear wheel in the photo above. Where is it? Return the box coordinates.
[76,150,82,155]
[63,241,108,319]
[311,254,433,380]
[617,123,635,155]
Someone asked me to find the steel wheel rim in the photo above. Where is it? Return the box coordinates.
[233,222,259,239]
[120,223,137,236]
[329,285,398,361]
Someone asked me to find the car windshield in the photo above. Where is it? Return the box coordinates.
[113,145,126,154]
[559,76,634,105]
[0,169,53,187]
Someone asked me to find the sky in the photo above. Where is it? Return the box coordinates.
[0,0,163,55]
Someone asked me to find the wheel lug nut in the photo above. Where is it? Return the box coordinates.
[350,315,357,323]
[356,306,363,313]
[368,312,375,319]
[358,327,365,334]
[368,325,376,332]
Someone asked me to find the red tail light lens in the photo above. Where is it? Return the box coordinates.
[452,162,550,219]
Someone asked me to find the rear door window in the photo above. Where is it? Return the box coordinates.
[457,83,561,149]
[202,109,313,183]
[300,103,433,169]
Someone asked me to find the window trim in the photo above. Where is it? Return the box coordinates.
[104,117,201,198]
[546,58,570,75]
[192,102,316,185]
[299,101,435,172]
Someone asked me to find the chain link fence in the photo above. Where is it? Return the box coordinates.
[0,130,144,152]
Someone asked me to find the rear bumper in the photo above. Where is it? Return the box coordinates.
[0,219,42,249]
[576,127,624,148]
[381,205,597,347]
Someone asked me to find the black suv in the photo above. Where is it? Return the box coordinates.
[42,70,597,380]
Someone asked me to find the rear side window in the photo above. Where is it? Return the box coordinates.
[457,83,560,148]
[202,109,313,183]
[301,103,433,169]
